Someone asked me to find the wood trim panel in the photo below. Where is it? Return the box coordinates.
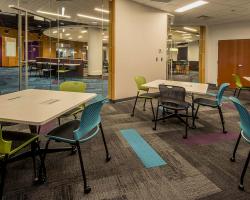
[199,26,206,83]
[108,0,115,100]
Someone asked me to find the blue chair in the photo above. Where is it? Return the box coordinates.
[43,96,111,194]
[229,97,250,191]
[193,83,230,133]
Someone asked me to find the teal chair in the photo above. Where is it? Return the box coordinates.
[58,81,87,125]
[232,74,250,98]
[229,97,250,191]
[131,76,159,120]
[193,83,230,133]
[43,96,111,194]
[0,128,45,199]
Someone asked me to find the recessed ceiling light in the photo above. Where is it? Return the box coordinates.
[65,33,71,36]
[61,7,65,16]
[81,30,87,33]
[62,29,65,33]
[175,30,187,34]
[77,14,109,22]
[175,1,208,13]
[52,30,58,34]
[184,27,198,32]
[37,10,71,18]
[94,8,110,14]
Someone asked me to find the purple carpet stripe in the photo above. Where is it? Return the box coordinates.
[223,102,236,110]
[40,120,57,135]
[183,132,238,145]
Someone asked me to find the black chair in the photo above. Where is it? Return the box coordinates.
[153,85,191,139]
[193,83,229,133]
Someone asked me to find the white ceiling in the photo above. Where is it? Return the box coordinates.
[133,0,250,25]
[43,25,109,43]
[0,0,109,25]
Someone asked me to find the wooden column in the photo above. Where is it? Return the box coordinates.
[199,26,206,83]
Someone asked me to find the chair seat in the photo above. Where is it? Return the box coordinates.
[160,99,190,110]
[47,120,80,143]
[139,92,160,99]
[1,131,38,157]
[58,70,71,73]
[194,98,218,107]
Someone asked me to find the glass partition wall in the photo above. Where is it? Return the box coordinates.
[0,0,109,96]
[167,26,200,83]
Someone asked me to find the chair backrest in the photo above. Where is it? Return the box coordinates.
[229,97,250,141]
[159,84,186,103]
[134,76,148,92]
[232,74,242,88]
[0,128,12,154]
[60,81,87,93]
[73,96,106,140]
[216,83,230,105]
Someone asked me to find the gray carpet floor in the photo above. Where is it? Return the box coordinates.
[2,86,250,200]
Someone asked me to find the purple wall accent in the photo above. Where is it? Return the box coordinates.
[183,132,238,146]
[0,36,2,67]
[26,41,40,60]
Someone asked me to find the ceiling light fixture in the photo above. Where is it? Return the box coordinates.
[184,27,198,32]
[175,30,187,34]
[52,30,58,34]
[81,30,87,33]
[77,14,109,22]
[61,7,65,16]
[37,10,71,18]
[94,8,110,14]
[65,33,71,36]
[175,1,208,13]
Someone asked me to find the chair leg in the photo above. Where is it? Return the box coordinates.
[218,106,227,134]
[233,88,238,96]
[58,118,61,126]
[192,104,200,128]
[131,92,139,117]
[183,109,189,139]
[230,131,242,162]
[239,150,250,191]
[36,140,47,183]
[150,99,155,121]
[0,155,8,200]
[31,142,39,183]
[153,103,159,131]
[99,123,111,162]
[76,141,91,194]
[143,98,147,111]
[237,88,242,98]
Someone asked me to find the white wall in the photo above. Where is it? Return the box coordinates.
[188,41,199,61]
[114,0,167,100]
[206,21,250,84]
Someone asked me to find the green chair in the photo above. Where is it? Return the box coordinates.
[58,81,87,125]
[232,74,250,97]
[0,128,45,199]
[58,64,71,81]
[131,76,159,120]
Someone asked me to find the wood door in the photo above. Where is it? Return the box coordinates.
[218,39,250,87]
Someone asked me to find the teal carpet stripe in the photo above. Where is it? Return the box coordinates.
[120,129,166,168]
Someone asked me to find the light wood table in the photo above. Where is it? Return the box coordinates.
[142,80,208,95]
[142,80,209,128]
[243,77,250,82]
[0,89,96,126]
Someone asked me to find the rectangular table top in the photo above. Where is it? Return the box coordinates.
[0,89,96,126]
[142,80,208,95]
[243,77,250,82]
